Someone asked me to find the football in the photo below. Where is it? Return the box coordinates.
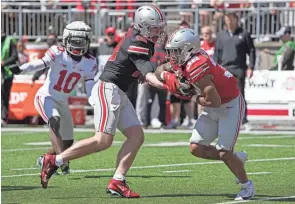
[177,77,195,95]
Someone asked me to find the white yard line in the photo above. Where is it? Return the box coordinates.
[238,135,295,140]
[2,147,49,152]
[214,195,295,204]
[10,167,40,171]
[243,144,295,148]
[1,127,295,135]
[247,172,271,175]
[163,170,191,173]
[3,157,295,178]
[2,173,40,178]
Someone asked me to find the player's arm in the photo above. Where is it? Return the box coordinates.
[130,54,165,89]
[191,75,221,108]
[9,46,57,75]
[128,44,178,93]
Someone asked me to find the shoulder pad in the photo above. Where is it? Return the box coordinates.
[45,45,64,61]
[132,35,148,44]
[184,53,211,83]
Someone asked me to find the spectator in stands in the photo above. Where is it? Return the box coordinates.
[201,26,215,57]
[178,20,190,29]
[264,27,295,71]
[32,33,58,83]
[197,26,216,117]
[213,12,255,127]
[1,31,18,125]
[115,0,136,20]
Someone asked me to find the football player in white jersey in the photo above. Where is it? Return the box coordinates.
[9,21,98,174]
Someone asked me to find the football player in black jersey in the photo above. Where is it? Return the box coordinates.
[40,6,180,198]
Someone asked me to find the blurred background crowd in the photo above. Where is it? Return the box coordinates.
[1,0,295,129]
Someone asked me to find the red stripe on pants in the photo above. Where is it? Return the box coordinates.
[230,94,243,151]
[99,82,108,132]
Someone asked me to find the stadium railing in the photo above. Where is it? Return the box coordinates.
[1,0,295,41]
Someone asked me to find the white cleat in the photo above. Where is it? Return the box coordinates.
[234,151,248,184]
[234,180,255,201]
[36,156,44,168]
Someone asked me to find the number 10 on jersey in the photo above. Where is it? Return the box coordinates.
[53,70,81,93]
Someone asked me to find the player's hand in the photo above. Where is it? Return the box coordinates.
[246,68,253,79]
[8,64,22,75]
[162,71,180,93]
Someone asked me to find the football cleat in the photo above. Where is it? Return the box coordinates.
[234,151,248,184]
[37,155,59,175]
[40,154,58,189]
[106,179,140,198]
[234,180,255,201]
[60,163,70,175]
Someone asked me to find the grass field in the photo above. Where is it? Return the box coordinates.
[1,130,295,204]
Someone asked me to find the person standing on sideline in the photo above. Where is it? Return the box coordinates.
[1,31,18,125]
[213,12,255,127]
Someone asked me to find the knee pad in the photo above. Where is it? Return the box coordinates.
[48,116,61,135]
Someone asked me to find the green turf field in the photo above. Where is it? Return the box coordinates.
[1,131,295,204]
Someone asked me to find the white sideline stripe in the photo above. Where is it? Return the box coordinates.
[247,172,271,175]
[24,141,123,146]
[3,141,295,152]
[1,127,295,135]
[163,170,191,173]
[3,157,295,178]
[214,195,295,204]
[22,135,295,147]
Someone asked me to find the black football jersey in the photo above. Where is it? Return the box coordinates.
[99,28,155,92]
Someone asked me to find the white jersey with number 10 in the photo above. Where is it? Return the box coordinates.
[38,45,97,102]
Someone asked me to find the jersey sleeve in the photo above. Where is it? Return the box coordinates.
[20,46,63,73]
[43,45,64,66]
[129,53,154,77]
[127,39,151,57]
[128,38,154,76]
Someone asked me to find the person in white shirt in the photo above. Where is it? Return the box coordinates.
[9,21,98,174]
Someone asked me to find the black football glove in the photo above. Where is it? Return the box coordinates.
[8,64,22,75]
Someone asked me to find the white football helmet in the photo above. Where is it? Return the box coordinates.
[134,5,166,43]
[165,28,200,65]
[62,21,92,56]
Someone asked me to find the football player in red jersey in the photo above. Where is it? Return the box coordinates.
[156,28,255,201]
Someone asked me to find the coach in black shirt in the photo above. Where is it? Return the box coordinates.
[213,12,255,125]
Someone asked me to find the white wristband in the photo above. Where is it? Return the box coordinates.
[160,71,167,80]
